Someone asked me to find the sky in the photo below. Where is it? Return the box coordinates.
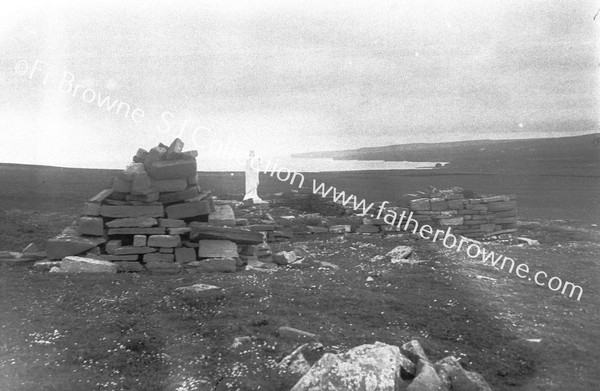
[0,0,598,168]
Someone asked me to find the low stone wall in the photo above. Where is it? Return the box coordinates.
[408,189,518,239]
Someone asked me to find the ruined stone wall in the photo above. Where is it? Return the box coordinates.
[408,192,518,239]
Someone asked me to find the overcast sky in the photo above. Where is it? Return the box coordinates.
[1,0,598,168]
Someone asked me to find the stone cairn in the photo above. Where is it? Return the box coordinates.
[44,139,264,274]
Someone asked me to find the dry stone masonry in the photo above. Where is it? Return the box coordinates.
[44,139,264,274]
[405,187,518,239]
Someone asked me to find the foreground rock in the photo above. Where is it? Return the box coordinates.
[291,342,415,391]
[292,340,493,391]
[46,228,107,260]
[52,256,117,274]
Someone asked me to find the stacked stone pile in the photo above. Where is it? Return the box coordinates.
[44,139,265,273]
[406,187,518,239]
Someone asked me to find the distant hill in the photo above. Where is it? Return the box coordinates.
[292,133,600,175]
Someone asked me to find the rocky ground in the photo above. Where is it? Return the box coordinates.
[1,200,599,390]
[0,165,599,390]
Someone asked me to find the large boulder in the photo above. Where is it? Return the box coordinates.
[291,342,415,391]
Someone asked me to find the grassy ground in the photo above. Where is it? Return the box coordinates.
[1,165,599,390]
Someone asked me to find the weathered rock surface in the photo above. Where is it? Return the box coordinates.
[208,205,236,226]
[77,216,105,236]
[105,217,158,228]
[147,234,181,248]
[407,361,447,391]
[165,200,212,219]
[197,240,238,258]
[147,158,197,180]
[46,230,107,260]
[56,256,117,274]
[99,204,164,218]
[291,342,414,391]
[434,356,492,391]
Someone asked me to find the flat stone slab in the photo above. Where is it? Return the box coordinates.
[106,245,157,255]
[147,234,181,248]
[78,216,104,236]
[57,256,117,274]
[158,218,186,228]
[189,224,263,244]
[197,240,238,258]
[105,217,158,228]
[107,227,166,235]
[165,200,213,219]
[208,205,236,226]
[159,187,200,204]
[46,234,106,260]
[152,178,188,192]
[100,205,164,218]
[147,158,197,180]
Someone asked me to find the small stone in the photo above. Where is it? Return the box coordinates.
[407,361,445,391]
[174,283,219,293]
[77,216,104,236]
[159,247,174,253]
[401,340,429,364]
[133,235,147,247]
[278,326,319,342]
[22,243,39,253]
[165,138,184,159]
[208,205,236,226]
[144,146,167,170]
[329,225,351,233]
[273,251,297,265]
[386,246,414,262]
[88,189,114,203]
[147,235,181,248]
